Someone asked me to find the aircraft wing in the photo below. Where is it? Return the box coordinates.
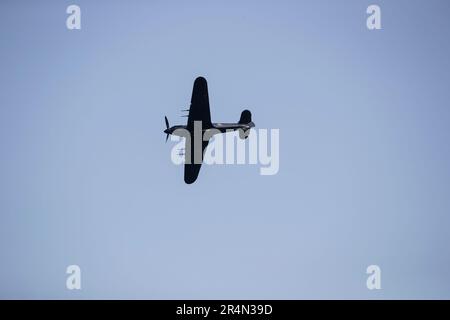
[187,77,212,130]
[184,139,209,184]
[183,77,213,184]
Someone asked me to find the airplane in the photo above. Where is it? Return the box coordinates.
[164,76,255,184]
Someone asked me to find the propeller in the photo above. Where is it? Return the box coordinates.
[164,116,170,142]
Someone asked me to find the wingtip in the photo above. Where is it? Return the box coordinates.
[194,76,207,86]
[184,167,200,184]
[184,177,197,184]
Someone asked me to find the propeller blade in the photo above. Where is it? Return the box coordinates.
[165,133,169,143]
[181,109,190,112]
[165,116,169,129]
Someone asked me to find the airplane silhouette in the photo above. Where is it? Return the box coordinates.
[164,76,255,184]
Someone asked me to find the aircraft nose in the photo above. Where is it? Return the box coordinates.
[164,129,169,134]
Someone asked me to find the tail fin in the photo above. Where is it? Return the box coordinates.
[238,110,252,124]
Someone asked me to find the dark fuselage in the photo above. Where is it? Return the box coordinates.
[165,122,255,137]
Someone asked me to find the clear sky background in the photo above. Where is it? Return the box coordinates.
[1,0,450,299]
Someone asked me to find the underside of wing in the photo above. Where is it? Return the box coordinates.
[184,139,209,184]
[187,77,212,130]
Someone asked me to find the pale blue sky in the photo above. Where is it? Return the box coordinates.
[1,0,450,299]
